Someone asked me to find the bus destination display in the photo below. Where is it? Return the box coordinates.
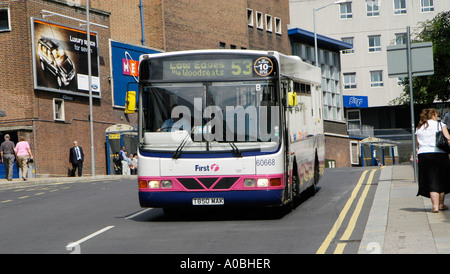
[162,57,274,80]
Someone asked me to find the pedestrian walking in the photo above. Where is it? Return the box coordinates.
[14,137,33,181]
[415,108,450,213]
[69,141,84,177]
[0,134,15,181]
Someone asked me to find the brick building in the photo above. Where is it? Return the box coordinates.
[0,0,291,177]
[0,0,121,177]
[91,0,291,54]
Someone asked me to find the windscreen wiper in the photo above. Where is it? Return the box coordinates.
[172,134,191,159]
[229,142,243,158]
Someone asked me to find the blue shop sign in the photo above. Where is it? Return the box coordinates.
[110,40,162,108]
[343,95,368,108]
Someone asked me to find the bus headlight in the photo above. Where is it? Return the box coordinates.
[244,178,255,187]
[257,178,269,187]
[148,180,160,188]
[161,180,173,188]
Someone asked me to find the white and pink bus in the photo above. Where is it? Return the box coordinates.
[128,50,324,214]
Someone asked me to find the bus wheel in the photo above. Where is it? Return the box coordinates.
[309,154,320,196]
[309,181,317,196]
[314,154,320,185]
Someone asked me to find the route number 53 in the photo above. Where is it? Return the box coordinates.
[231,60,252,76]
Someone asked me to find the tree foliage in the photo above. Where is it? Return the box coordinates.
[391,11,450,105]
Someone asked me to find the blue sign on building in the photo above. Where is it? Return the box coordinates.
[110,40,161,108]
[343,95,369,108]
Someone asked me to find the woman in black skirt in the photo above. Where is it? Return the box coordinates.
[415,108,450,213]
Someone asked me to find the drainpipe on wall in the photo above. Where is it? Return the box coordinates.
[139,0,146,46]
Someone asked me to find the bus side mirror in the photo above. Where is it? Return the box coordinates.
[125,91,136,114]
[288,92,297,107]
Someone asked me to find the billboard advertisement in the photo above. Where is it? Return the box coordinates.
[110,40,161,107]
[31,18,101,98]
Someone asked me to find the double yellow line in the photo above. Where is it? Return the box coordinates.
[316,167,381,254]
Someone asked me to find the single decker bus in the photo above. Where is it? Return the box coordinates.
[128,49,325,214]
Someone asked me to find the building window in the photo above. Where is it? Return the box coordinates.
[265,14,273,33]
[247,9,254,27]
[421,0,434,12]
[347,109,362,138]
[394,0,407,14]
[53,99,65,121]
[340,2,353,19]
[366,0,380,17]
[275,17,282,35]
[319,48,343,122]
[343,73,357,89]
[0,7,11,32]
[395,33,407,45]
[370,71,384,87]
[256,12,263,30]
[368,35,381,52]
[341,37,354,54]
[350,141,361,165]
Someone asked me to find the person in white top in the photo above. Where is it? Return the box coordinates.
[415,108,450,213]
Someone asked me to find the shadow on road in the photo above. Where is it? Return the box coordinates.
[129,187,321,222]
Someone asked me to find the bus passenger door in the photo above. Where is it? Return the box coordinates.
[281,78,293,205]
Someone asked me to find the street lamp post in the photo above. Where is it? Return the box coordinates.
[86,0,95,176]
[313,0,350,67]
[47,1,107,176]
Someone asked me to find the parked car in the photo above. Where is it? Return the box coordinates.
[37,37,76,87]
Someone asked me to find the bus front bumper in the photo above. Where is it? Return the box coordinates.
[138,190,284,208]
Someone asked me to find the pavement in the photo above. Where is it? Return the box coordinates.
[359,164,450,254]
[0,165,447,254]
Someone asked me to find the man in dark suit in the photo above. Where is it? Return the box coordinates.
[69,141,84,177]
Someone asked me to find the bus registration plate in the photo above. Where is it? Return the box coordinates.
[192,198,224,205]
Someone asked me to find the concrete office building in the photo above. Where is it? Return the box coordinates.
[289,28,355,167]
[290,0,450,162]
